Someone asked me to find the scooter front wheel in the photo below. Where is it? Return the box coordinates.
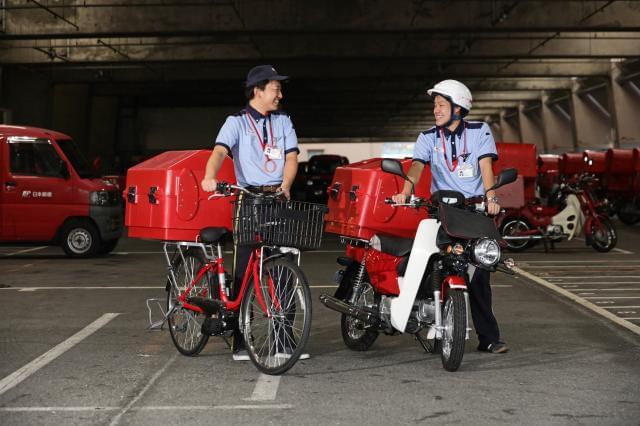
[434,291,466,372]
[589,217,618,253]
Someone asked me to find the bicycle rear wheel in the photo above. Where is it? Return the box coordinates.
[167,248,215,356]
[240,256,312,375]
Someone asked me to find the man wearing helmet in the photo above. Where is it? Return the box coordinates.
[392,79,508,354]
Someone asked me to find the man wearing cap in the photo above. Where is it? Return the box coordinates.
[201,65,304,361]
[392,79,509,354]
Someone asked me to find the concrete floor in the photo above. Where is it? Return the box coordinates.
[0,222,639,425]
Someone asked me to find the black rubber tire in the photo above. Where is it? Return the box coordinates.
[240,257,312,375]
[590,217,618,253]
[98,238,119,255]
[501,218,534,252]
[59,219,101,258]
[617,211,640,226]
[340,281,379,351]
[167,248,214,356]
[434,291,466,372]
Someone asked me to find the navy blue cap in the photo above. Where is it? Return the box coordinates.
[246,65,288,87]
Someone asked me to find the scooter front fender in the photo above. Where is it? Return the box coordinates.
[389,218,440,332]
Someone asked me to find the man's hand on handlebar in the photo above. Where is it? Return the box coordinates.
[201,177,218,192]
[391,192,411,204]
[486,200,501,216]
[277,185,291,200]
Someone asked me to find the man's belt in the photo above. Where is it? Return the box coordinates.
[246,184,281,193]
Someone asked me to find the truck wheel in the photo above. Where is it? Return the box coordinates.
[98,239,119,255]
[60,220,101,258]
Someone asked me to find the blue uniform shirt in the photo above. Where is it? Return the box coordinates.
[412,121,498,198]
[214,105,299,187]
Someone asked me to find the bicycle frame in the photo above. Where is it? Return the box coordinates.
[163,241,292,320]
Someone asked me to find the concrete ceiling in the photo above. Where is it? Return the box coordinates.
[1,0,640,138]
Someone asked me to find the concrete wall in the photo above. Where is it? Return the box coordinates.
[541,92,575,152]
[1,68,51,127]
[611,63,640,146]
[571,80,614,148]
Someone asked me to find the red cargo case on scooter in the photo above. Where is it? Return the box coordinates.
[583,150,607,175]
[560,152,586,178]
[493,143,537,207]
[604,148,635,195]
[537,154,561,197]
[324,158,431,239]
[124,150,236,241]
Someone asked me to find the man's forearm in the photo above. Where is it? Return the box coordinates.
[403,161,425,194]
[479,157,496,197]
[281,153,298,189]
[204,148,227,180]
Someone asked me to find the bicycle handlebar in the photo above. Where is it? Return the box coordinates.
[212,182,284,199]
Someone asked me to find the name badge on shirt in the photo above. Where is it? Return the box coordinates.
[457,163,475,179]
[264,146,282,160]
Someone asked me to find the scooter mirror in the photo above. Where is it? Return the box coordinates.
[381,159,407,179]
[487,168,518,192]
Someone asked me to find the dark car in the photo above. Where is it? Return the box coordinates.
[293,154,349,203]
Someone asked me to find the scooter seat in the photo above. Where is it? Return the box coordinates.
[373,233,413,257]
[199,227,229,244]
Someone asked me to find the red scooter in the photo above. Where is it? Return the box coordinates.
[320,160,517,372]
[497,173,617,252]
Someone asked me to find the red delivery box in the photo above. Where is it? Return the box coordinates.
[494,142,537,206]
[583,150,607,174]
[560,152,586,176]
[125,150,236,241]
[324,158,431,239]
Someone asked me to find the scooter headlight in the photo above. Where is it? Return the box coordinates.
[473,238,501,267]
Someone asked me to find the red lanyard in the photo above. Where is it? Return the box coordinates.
[245,111,275,149]
[438,122,467,172]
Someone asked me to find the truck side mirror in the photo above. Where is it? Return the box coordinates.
[487,168,517,192]
[59,160,70,179]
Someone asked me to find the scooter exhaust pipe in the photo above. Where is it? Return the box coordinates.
[319,294,377,323]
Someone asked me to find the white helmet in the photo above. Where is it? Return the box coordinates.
[427,79,473,112]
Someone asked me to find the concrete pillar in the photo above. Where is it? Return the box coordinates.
[499,109,521,142]
[518,102,546,152]
[571,79,613,149]
[541,92,575,153]
[52,84,90,151]
[610,62,640,147]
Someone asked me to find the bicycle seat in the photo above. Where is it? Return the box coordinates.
[199,227,230,244]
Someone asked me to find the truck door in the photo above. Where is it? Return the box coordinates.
[4,137,74,241]
[0,137,13,239]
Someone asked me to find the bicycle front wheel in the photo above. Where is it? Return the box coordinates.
[167,248,214,356]
[240,257,312,375]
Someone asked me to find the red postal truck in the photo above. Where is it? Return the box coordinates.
[0,125,123,257]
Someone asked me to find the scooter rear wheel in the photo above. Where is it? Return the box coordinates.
[501,219,534,252]
[434,291,466,372]
[341,282,379,351]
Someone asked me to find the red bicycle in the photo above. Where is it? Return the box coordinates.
[155,183,326,375]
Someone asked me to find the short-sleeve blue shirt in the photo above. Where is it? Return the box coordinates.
[214,105,299,187]
[412,121,498,198]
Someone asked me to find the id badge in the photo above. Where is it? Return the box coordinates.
[264,146,282,160]
[457,163,475,179]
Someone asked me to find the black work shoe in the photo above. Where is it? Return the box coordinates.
[478,341,509,354]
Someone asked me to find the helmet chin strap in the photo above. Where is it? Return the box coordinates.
[444,100,463,128]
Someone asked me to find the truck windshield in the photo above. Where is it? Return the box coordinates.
[57,139,95,178]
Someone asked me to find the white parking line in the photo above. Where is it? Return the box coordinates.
[557,282,640,285]
[109,354,178,426]
[537,276,640,279]
[248,374,281,401]
[0,313,120,396]
[0,404,293,412]
[569,288,640,291]
[514,267,640,336]
[583,296,640,299]
[602,306,640,309]
[2,246,48,257]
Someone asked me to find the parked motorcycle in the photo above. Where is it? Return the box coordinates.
[498,173,617,253]
[320,159,517,372]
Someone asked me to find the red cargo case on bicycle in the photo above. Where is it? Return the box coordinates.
[124,150,236,241]
[324,158,431,239]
